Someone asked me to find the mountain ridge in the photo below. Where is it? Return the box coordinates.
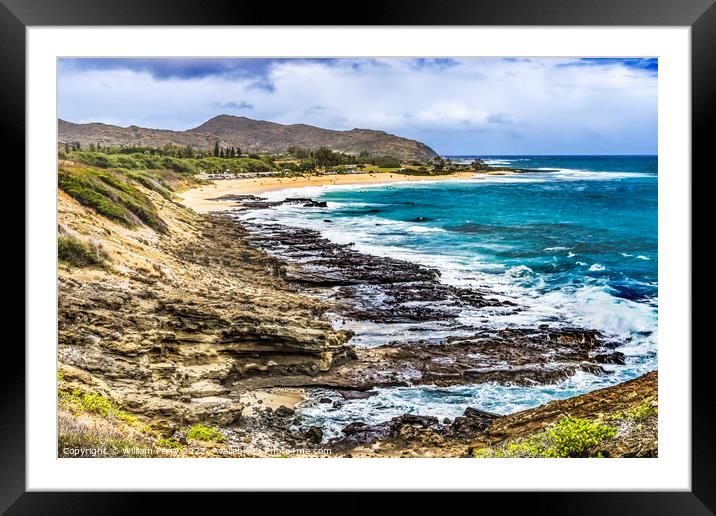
[58,115,439,160]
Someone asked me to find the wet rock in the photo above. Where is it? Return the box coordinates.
[239,221,511,324]
[447,407,501,438]
[342,422,370,435]
[233,325,619,392]
[340,390,377,400]
[335,414,440,447]
[274,405,295,418]
[283,197,328,208]
[464,407,500,420]
[319,397,333,404]
[304,426,324,444]
[172,431,188,445]
[593,352,626,364]
[232,197,328,210]
[207,194,267,203]
[389,414,440,437]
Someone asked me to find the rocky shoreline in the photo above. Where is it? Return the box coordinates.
[57,173,657,458]
[214,195,649,455]
[227,201,627,391]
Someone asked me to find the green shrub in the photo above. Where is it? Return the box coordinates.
[548,417,616,458]
[626,398,658,419]
[127,171,174,199]
[609,397,659,421]
[156,438,183,449]
[186,424,225,442]
[133,154,162,169]
[59,388,137,425]
[159,156,197,174]
[58,233,108,267]
[59,167,168,233]
[69,151,113,168]
[112,155,144,170]
[66,149,280,176]
[194,156,275,174]
[79,392,116,417]
[473,416,617,458]
[472,431,554,458]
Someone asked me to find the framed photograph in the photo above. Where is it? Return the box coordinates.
[8,0,713,511]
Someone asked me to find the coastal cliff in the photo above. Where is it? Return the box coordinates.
[58,164,353,440]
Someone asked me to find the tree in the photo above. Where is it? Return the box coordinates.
[219,148,225,158]
[97,142,101,150]
[287,146,309,159]
[471,158,489,171]
[64,142,70,153]
[214,141,220,157]
[313,147,342,168]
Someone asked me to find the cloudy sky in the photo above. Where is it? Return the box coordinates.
[58,57,657,155]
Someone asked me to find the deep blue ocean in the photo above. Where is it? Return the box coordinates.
[241,155,658,436]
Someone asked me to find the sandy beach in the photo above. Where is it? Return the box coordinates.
[179,171,479,213]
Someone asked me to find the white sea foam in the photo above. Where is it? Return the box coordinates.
[506,265,534,277]
[589,263,606,271]
[535,168,650,181]
[407,225,446,233]
[466,176,548,184]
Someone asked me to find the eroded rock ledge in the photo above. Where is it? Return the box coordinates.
[58,193,353,431]
[232,326,620,392]
[240,221,511,321]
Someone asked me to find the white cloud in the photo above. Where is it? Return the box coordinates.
[58,58,657,154]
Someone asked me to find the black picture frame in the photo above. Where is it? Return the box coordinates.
[5,0,713,512]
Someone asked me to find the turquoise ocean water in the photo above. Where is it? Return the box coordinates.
[240,156,658,437]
